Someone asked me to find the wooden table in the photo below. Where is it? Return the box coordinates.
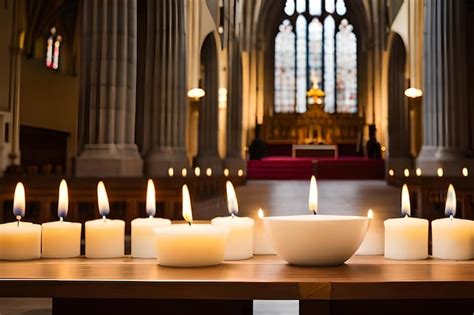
[0,255,473,315]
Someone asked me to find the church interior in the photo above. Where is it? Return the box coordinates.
[0,0,473,314]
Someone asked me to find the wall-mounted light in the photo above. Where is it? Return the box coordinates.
[187,88,205,100]
[404,87,423,99]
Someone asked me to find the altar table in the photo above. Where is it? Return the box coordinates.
[0,255,473,315]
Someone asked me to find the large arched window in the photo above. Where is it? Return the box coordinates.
[274,0,357,114]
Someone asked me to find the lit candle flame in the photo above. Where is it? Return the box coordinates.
[58,179,68,219]
[97,181,110,218]
[462,167,468,177]
[226,181,239,217]
[13,182,25,219]
[388,169,394,177]
[437,168,443,177]
[238,169,244,177]
[367,209,373,219]
[181,168,187,177]
[308,175,318,214]
[224,168,229,177]
[445,184,456,218]
[401,184,411,217]
[168,167,174,177]
[404,169,410,177]
[182,184,193,224]
[258,208,264,219]
[194,167,201,177]
[415,168,422,176]
[146,179,156,217]
[206,168,212,176]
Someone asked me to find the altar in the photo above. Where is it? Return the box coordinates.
[1,255,473,315]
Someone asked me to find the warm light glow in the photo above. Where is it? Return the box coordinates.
[308,175,318,214]
[224,168,230,177]
[388,169,394,177]
[218,26,224,34]
[13,182,25,218]
[168,167,174,177]
[146,179,156,217]
[218,88,227,109]
[445,184,456,217]
[206,168,212,176]
[58,179,68,219]
[462,167,468,177]
[226,181,239,216]
[258,208,264,219]
[187,88,205,100]
[401,184,411,217]
[182,185,193,224]
[97,181,110,217]
[437,168,444,177]
[194,167,201,177]
[237,169,244,177]
[404,169,410,177]
[367,209,373,219]
[381,146,386,152]
[182,168,188,177]
[404,87,423,98]
[416,168,422,176]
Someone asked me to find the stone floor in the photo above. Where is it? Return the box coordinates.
[0,179,400,315]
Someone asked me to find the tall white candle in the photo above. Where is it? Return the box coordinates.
[42,180,82,258]
[211,181,254,260]
[253,208,275,255]
[85,181,125,258]
[131,179,171,258]
[384,184,428,260]
[432,184,473,260]
[0,182,41,260]
[154,185,229,267]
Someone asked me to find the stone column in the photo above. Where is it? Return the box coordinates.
[416,0,469,175]
[76,0,143,177]
[142,0,188,177]
[196,34,222,173]
[225,34,246,172]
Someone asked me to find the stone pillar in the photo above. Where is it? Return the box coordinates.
[142,0,188,177]
[76,0,143,177]
[196,34,222,173]
[416,0,469,175]
[225,34,246,173]
[387,34,411,173]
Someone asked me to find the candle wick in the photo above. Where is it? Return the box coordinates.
[16,215,21,227]
[231,213,235,219]
[188,221,191,226]
[102,215,106,222]
[60,217,64,222]
[404,214,408,218]
[312,209,317,215]
[450,214,453,221]
[149,215,153,219]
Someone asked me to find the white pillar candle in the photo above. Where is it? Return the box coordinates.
[154,185,229,267]
[131,179,171,258]
[384,184,428,260]
[0,182,41,260]
[432,185,473,260]
[211,181,254,260]
[253,208,275,255]
[42,180,82,258]
[85,181,125,258]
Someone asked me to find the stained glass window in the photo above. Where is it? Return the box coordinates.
[46,27,62,70]
[274,20,296,113]
[336,19,357,113]
[273,0,357,114]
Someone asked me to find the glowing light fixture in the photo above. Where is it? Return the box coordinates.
[187,88,205,100]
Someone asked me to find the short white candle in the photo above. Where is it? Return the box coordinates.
[85,181,125,258]
[131,179,171,258]
[384,184,428,260]
[0,182,41,260]
[211,181,254,260]
[42,180,82,258]
[154,185,229,267]
[253,208,275,255]
[432,184,473,260]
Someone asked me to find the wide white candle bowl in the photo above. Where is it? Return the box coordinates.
[263,176,370,266]
[154,185,229,267]
[432,185,473,260]
[131,179,171,258]
[42,180,82,258]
